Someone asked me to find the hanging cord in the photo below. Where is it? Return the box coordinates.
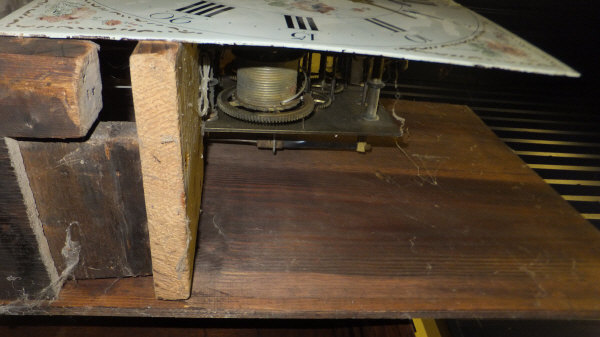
[281,69,308,105]
[199,53,213,118]
[391,92,406,130]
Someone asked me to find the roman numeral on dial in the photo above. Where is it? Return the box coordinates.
[284,15,318,31]
[391,0,437,6]
[176,1,234,17]
[365,18,406,33]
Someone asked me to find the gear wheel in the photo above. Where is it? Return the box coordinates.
[217,86,315,124]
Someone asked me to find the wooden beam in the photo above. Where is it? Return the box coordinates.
[130,42,202,300]
[0,137,59,300]
[3,100,600,318]
[0,37,102,138]
[17,122,152,280]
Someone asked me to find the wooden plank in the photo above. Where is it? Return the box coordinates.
[2,100,600,318]
[0,137,58,300]
[17,122,152,280]
[130,42,202,299]
[188,99,600,318]
[0,37,102,138]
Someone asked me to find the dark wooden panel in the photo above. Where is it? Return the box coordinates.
[3,100,600,318]
[188,100,600,318]
[0,138,57,300]
[18,122,151,279]
[0,37,102,138]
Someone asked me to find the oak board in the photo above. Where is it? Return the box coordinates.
[17,122,152,280]
[0,37,102,138]
[130,41,203,300]
[0,138,58,300]
[2,100,599,318]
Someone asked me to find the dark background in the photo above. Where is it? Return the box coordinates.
[390,0,600,232]
[411,1,600,335]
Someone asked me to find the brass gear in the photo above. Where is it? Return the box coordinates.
[217,86,315,124]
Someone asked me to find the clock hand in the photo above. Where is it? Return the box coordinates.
[393,0,437,6]
[351,0,442,20]
[402,9,442,20]
[350,0,418,19]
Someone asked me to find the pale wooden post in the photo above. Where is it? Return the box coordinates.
[130,42,203,300]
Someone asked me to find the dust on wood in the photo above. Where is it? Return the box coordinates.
[0,37,102,138]
[130,41,202,300]
[0,137,58,300]
[18,122,151,280]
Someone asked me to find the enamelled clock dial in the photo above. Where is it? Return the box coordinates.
[97,0,482,50]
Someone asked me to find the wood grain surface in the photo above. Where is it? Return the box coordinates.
[17,122,151,280]
[0,37,102,138]
[0,1,33,20]
[0,137,58,300]
[2,100,599,318]
[130,42,202,299]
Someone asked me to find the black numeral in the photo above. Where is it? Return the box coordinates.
[291,32,315,40]
[390,0,437,6]
[176,1,233,17]
[405,34,432,43]
[365,18,406,33]
[284,15,318,31]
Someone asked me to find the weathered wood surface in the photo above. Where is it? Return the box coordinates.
[0,137,58,300]
[0,37,102,138]
[0,0,31,19]
[3,100,600,318]
[130,42,202,299]
[17,122,151,280]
